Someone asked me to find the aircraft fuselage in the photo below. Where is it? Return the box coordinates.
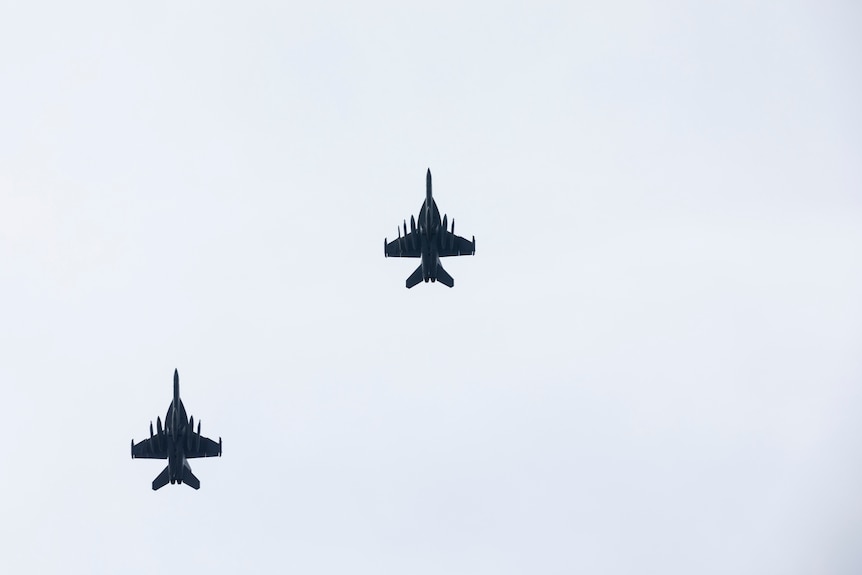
[417,173,443,282]
[163,370,192,484]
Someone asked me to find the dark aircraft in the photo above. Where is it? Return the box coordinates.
[131,369,222,490]
[384,169,476,288]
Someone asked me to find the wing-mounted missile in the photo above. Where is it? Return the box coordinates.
[156,416,163,450]
[451,219,456,250]
[196,420,202,453]
[131,439,135,459]
[219,437,223,456]
[442,214,447,235]
[187,416,195,450]
[397,227,404,254]
[472,235,476,254]
[384,237,388,257]
[403,220,408,239]
[449,218,455,250]
[410,214,416,234]
[149,422,155,453]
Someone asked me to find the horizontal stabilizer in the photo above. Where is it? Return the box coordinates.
[152,466,170,491]
[182,466,200,490]
[436,263,454,288]
[406,265,424,289]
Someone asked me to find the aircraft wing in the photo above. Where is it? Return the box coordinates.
[384,233,421,258]
[186,435,222,459]
[131,436,167,459]
[438,231,475,257]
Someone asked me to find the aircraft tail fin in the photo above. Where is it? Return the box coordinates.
[182,465,201,490]
[436,263,454,288]
[152,466,170,491]
[406,265,424,289]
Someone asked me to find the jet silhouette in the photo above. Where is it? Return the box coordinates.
[131,369,222,490]
[384,169,476,288]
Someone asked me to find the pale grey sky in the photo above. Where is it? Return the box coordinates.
[1,1,861,573]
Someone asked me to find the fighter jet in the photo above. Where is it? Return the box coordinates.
[384,169,476,288]
[131,369,222,490]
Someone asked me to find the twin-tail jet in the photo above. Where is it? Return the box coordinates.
[384,169,476,288]
[131,369,222,490]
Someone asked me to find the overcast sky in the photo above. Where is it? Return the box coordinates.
[1,1,860,573]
